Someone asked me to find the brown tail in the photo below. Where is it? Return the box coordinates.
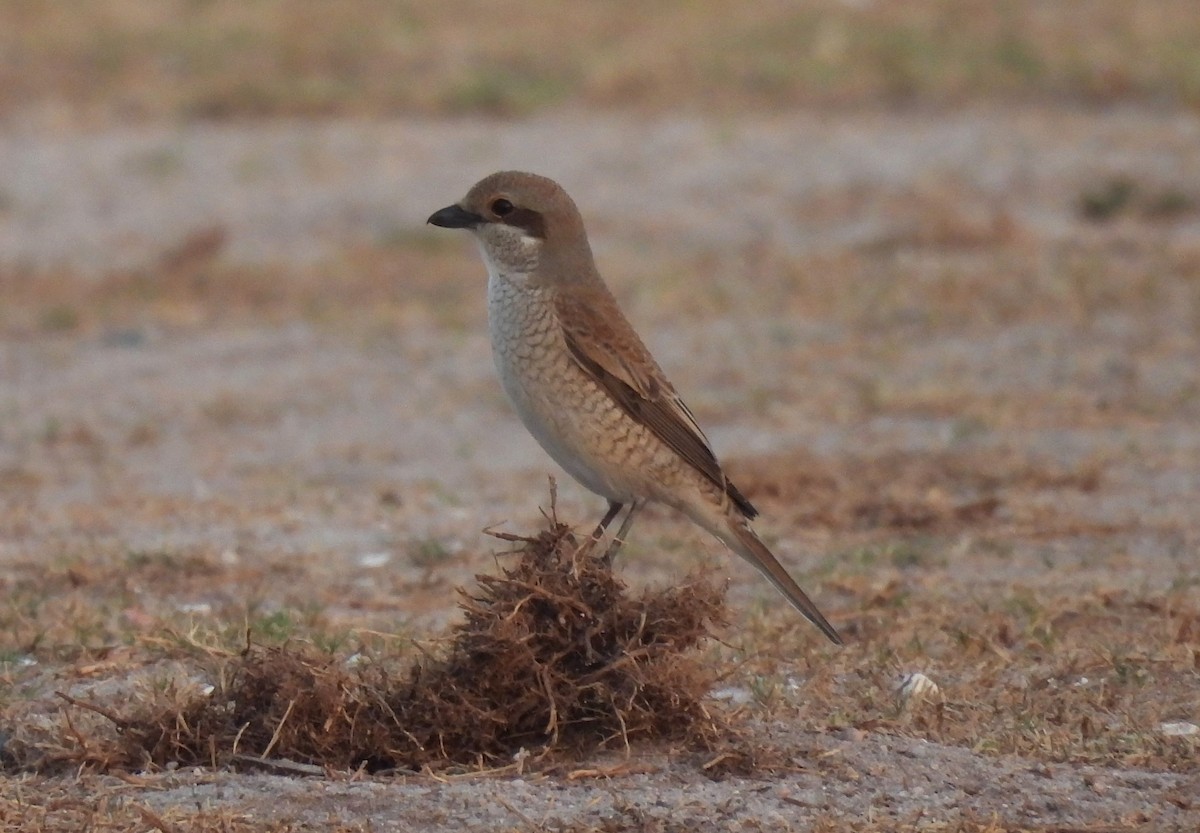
[724,517,843,645]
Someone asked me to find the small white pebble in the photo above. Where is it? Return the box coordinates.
[200,684,215,696]
[712,686,754,705]
[896,672,942,707]
[1159,721,1199,737]
[358,552,391,568]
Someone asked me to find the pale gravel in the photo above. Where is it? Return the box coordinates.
[2,106,1199,272]
[129,730,1197,831]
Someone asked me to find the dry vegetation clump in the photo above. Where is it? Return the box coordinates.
[6,515,729,775]
[728,447,1104,536]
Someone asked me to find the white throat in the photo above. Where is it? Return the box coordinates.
[476,238,538,290]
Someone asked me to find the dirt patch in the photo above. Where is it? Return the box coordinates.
[729,447,1106,536]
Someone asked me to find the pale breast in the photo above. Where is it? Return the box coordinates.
[486,271,663,502]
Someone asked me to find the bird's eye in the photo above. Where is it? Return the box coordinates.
[491,198,514,217]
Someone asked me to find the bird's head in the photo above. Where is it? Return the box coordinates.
[427,171,594,284]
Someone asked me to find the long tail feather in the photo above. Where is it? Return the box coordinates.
[724,518,843,645]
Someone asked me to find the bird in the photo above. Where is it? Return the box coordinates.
[427,171,842,645]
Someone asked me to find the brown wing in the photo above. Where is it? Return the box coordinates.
[555,289,758,519]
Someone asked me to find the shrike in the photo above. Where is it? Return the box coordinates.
[428,171,841,644]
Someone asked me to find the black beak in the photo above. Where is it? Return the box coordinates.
[427,204,484,229]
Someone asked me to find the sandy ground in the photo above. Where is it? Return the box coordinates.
[2,106,1199,830]
[4,107,1200,272]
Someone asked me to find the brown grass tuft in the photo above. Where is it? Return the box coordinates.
[9,511,730,774]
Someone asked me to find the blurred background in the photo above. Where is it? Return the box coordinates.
[4,1,1200,121]
[3,0,1199,273]
[3,0,1199,622]
[1,2,1199,823]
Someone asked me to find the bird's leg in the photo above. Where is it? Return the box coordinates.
[589,500,624,542]
[574,500,624,564]
[601,500,643,565]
